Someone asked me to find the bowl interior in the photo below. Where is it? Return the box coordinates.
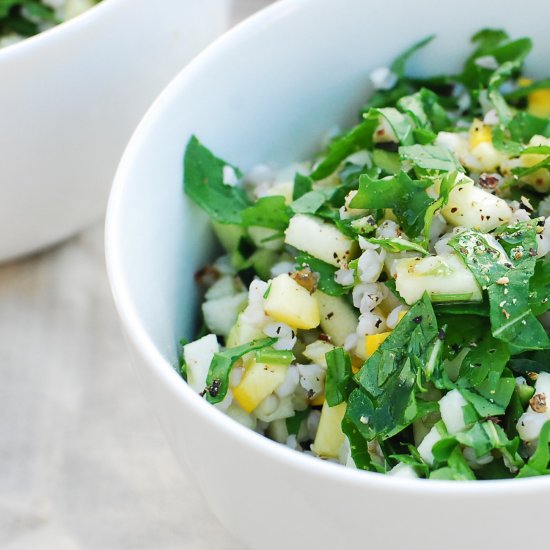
[107,0,550,480]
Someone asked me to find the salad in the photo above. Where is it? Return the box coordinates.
[181,30,550,480]
[0,0,100,48]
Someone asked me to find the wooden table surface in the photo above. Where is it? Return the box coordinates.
[0,2,272,548]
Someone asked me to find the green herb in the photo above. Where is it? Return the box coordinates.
[286,409,310,436]
[366,237,429,255]
[255,348,294,366]
[242,196,291,230]
[399,144,464,173]
[516,421,550,478]
[346,295,439,441]
[290,190,327,215]
[184,136,251,225]
[310,118,378,181]
[293,173,313,200]
[325,348,355,406]
[350,171,433,237]
[449,223,550,352]
[341,416,378,471]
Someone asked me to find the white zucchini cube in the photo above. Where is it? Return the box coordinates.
[439,389,468,434]
[202,292,248,336]
[226,312,265,348]
[311,401,347,459]
[417,424,443,466]
[303,340,336,367]
[264,273,320,329]
[183,334,219,393]
[285,214,358,267]
[441,179,512,232]
[232,359,288,413]
[394,253,482,306]
[315,291,359,346]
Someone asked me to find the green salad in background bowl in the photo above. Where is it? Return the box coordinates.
[0,0,101,48]
[181,29,550,481]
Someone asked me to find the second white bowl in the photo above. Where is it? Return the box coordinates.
[0,0,230,262]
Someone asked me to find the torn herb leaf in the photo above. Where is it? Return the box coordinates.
[325,348,356,406]
[184,136,251,225]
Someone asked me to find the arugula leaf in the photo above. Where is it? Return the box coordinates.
[430,445,476,480]
[290,190,326,215]
[470,29,509,53]
[456,421,512,457]
[311,118,378,181]
[390,445,430,477]
[295,253,350,296]
[184,136,252,225]
[346,295,439,441]
[241,196,290,230]
[516,421,550,478]
[360,35,435,113]
[350,171,433,237]
[434,301,489,317]
[373,107,414,145]
[293,173,313,200]
[449,223,550,352]
[366,237,428,255]
[325,348,356,406]
[372,148,401,175]
[421,170,460,247]
[488,61,522,126]
[205,337,276,404]
[529,260,550,316]
[391,35,435,78]
[286,409,310,436]
[461,31,531,90]
[255,348,294,366]
[508,111,550,144]
[458,332,509,388]
[341,416,380,471]
[512,153,550,179]
[509,349,550,375]
[397,88,450,134]
[452,330,514,417]
[399,144,464,173]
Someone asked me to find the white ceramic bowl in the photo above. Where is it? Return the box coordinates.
[106,1,550,548]
[0,0,230,262]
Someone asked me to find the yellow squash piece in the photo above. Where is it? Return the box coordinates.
[365,332,391,358]
[232,359,288,413]
[528,90,550,118]
[264,273,320,329]
[363,311,407,359]
[311,401,347,458]
[469,119,492,149]
[519,77,550,118]
[310,393,325,406]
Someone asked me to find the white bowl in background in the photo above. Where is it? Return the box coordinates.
[0,0,230,262]
[106,1,550,549]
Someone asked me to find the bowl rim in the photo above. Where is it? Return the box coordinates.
[105,0,550,495]
[0,0,123,58]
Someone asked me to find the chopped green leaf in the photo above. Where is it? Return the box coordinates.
[325,348,355,406]
[242,195,291,230]
[516,421,550,478]
[184,136,252,225]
